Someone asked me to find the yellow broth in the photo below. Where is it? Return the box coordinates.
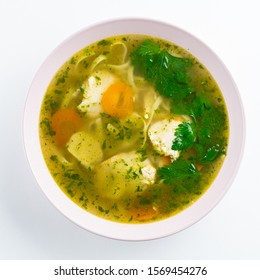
[39,35,229,223]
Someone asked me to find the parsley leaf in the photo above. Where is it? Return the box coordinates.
[199,105,227,140]
[130,40,160,78]
[172,98,228,164]
[132,39,160,56]
[196,143,226,164]
[130,40,193,99]
[172,122,195,151]
[157,159,200,187]
[171,93,211,121]
[199,144,221,163]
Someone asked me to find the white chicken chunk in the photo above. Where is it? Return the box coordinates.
[148,118,183,161]
[94,151,156,199]
[77,70,117,118]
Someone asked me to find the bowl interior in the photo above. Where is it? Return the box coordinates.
[23,18,245,240]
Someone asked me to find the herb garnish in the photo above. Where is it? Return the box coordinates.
[172,122,195,151]
[130,40,193,99]
[157,159,200,188]
[131,41,228,186]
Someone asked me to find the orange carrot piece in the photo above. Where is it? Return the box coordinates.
[51,108,83,146]
[130,204,158,222]
[195,162,204,171]
[162,156,171,165]
[101,81,133,118]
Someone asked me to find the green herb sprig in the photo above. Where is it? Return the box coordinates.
[130,40,193,99]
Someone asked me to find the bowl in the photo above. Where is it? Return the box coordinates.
[23,18,245,240]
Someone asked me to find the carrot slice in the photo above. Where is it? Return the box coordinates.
[51,108,83,146]
[130,204,158,222]
[162,156,171,165]
[101,81,133,118]
[195,162,204,171]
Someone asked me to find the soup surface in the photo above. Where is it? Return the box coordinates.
[39,35,229,223]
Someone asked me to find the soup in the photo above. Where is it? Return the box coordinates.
[39,35,229,223]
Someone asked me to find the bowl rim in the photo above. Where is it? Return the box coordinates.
[23,17,246,241]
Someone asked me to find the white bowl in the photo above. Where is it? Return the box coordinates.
[23,18,245,241]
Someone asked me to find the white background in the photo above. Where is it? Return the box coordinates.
[0,0,259,259]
